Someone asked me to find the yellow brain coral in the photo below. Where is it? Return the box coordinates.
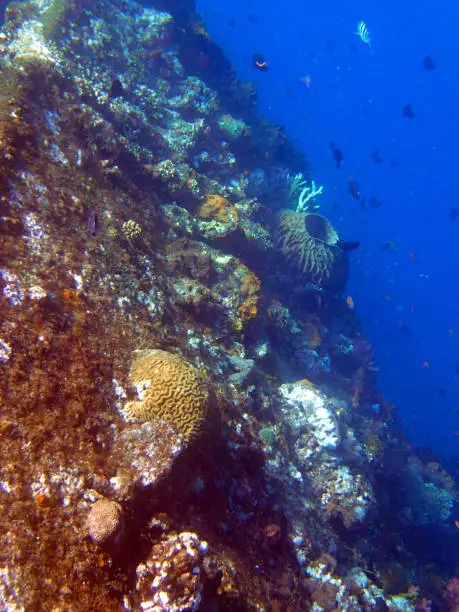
[123,349,212,444]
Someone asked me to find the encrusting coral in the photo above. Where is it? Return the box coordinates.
[123,349,213,445]
[196,194,239,238]
[275,210,348,290]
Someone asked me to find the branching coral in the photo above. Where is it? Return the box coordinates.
[275,210,348,290]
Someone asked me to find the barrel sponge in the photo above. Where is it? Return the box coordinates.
[123,349,212,444]
[275,210,348,290]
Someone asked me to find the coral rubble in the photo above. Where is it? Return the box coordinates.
[0,0,456,609]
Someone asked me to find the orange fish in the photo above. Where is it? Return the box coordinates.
[423,360,430,368]
[455,520,459,528]
[345,295,355,309]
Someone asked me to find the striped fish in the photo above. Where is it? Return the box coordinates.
[356,21,371,47]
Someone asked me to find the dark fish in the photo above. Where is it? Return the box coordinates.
[86,211,98,237]
[340,240,360,252]
[402,104,415,119]
[438,388,446,396]
[370,149,383,164]
[247,13,260,24]
[369,196,383,209]
[450,207,458,220]
[228,18,236,27]
[361,198,366,209]
[348,180,360,200]
[329,141,343,168]
[422,56,436,71]
[109,78,124,99]
[252,53,269,72]
[400,323,414,336]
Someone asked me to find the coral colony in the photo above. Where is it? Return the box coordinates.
[0,0,456,609]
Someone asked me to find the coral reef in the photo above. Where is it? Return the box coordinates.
[275,210,349,291]
[0,0,455,609]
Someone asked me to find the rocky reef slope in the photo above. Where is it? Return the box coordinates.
[0,0,456,609]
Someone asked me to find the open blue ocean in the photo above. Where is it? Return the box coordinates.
[197,0,459,460]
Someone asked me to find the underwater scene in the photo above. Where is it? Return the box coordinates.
[1,0,459,609]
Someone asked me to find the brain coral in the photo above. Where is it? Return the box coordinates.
[275,210,348,291]
[85,499,125,549]
[123,349,212,444]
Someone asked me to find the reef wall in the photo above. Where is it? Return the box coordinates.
[0,0,456,610]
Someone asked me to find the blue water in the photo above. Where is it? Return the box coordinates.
[196,0,459,459]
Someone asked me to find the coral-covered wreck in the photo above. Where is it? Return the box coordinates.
[0,0,457,609]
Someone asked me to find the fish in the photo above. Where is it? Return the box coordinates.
[400,323,414,336]
[86,210,98,237]
[422,56,436,71]
[450,207,458,220]
[348,180,360,200]
[340,240,360,252]
[329,141,343,168]
[381,240,398,252]
[109,78,124,99]
[409,251,417,264]
[370,149,383,164]
[345,295,355,309]
[402,104,416,119]
[438,388,446,396]
[252,53,269,72]
[299,74,312,88]
[247,13,260,24]
[369,196,383,209]
[356,21,371,47]
[423,360,430,368]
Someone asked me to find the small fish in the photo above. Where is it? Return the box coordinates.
[109,78,124,99]
[252,53,269,72]
[400,323,414,336]
[329,141,343,168]
[348,180,360,200]
[422,56,436,71]
[381,240,398,252]
[450,207,458,220]
[423,360,430,368]
[345,295,355,309]
[438,388,446,396]
[409,251,417,264]
[86,210,98,237]
[340,240,360,252]
[369,196,383,209]
[228,18,236,27]
[402,104,416,119]
[370,149,383,164]
[247,13,260,24]
[356,21,371,47]
[299,74,312,88]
